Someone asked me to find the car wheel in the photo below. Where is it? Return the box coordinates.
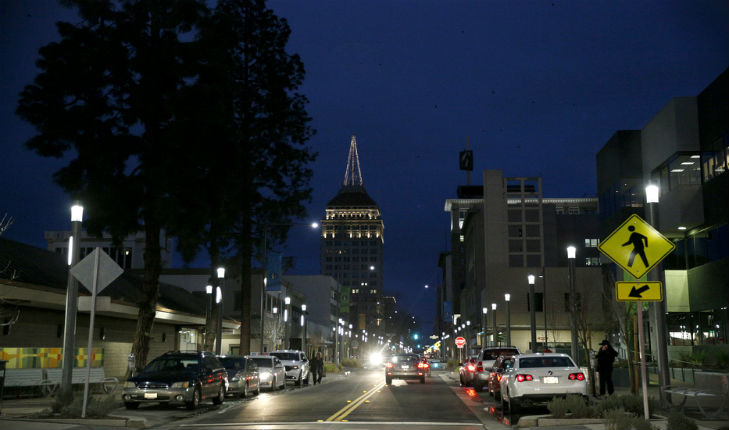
[186,388,200,410]
[386,376,392,385]
[295,372,302,386]
[124,402,139,410]
[213,384,225,405]
[420,376,425,384]
[242,382,249,398]
[271,377,278,391]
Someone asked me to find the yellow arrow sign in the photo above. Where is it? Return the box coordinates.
[616,282,663,302]
[598,214,675,279]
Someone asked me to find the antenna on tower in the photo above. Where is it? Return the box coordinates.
[343,135,364,186]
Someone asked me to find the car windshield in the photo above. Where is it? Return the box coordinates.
[251,358,273,368]
[481,349,518,360]
[390,354,418,364]
[220,357,247,370]
[270,352,299,361]
[143,356,199,373]
[519,356,575,368]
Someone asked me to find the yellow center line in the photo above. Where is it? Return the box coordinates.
[324,381,385,422]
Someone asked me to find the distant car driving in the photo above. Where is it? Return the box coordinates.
[385,354,427,384]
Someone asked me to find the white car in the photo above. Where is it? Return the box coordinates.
[500,353,587,413]
[270,350,310,386]
[248,355,286,391]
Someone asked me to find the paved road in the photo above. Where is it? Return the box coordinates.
[161,368,492,430]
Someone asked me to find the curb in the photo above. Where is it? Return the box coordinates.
[0,417,135,427]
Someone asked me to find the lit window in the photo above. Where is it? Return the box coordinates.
[460,235,464,242]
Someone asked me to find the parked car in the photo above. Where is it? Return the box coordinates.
[458,355,479,387]
[123,351,226,410]
[249,355,286,391]
[428,358,443,370]
[500,353,587,413]
[218,355,260,398]
[473,346,520,390]
[385,353,427,384]
[487,354,515,400]
[270,350,310,386]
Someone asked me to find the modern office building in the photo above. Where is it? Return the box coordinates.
[443,171,606,356]
[596,69,728,358]
[321,136,385,331]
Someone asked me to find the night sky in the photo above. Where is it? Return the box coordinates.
[1,1,727,335]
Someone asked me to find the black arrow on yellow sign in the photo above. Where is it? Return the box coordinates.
[628,284,651,298]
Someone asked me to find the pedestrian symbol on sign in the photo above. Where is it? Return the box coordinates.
[622,225,649,268]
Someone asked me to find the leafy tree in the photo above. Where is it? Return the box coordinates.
[17,0,211,369]
[173,0,316,354]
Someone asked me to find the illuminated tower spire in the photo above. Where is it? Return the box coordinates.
[343,135,363,186]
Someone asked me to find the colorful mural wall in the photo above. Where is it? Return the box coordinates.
[0,347,104,368]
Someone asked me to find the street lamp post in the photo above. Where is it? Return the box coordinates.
[481,307,488,348]
[284,296,291,349]
[528,274,537,351]
[505,294,511,346]
[60,204,83,403]
[466,320,471,353]
[205,284,213,348]
[215,267,225,355]
[646,184,670,406]
[272,306,279,350]
[301,304,307,357]
[567,246,578,364]
[491,303,497,347]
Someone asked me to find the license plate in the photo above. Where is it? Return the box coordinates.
[144,392,158,399]
[543,377,558,384]
[401,365,409,369]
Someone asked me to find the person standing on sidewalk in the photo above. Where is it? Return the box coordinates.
[310,351,324,384]
[596,339,618,395]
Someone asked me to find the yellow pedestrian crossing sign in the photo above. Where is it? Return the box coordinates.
[616,282,663,302]
[598,214,675,279]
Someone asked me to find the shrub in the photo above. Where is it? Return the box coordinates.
[564,394,593,417]
[620,393,645,415]
[340,358,361,368]
[446,359,459,370]
[593,394,623,416]
[547,396,568,418]
[633,417,655,430]
[666,410,697,430]
[323,363,341,374]
[48,392,118,418]
[604,408,633,430]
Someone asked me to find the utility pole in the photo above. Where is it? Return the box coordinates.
[60,204,83,404]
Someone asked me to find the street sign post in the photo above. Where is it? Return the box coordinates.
[455,336,465,348]
[616,281,663,302]
[70,248,123,418]
[598,214,675,279]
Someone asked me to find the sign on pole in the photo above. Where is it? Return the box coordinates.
[455,336,466,348]
[598,214,675,279]
[70,248,123,418]
[616,281,663,302]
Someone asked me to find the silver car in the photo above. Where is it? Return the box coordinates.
[219,355,260,397]
[270,350,310,386]
[249,355,286,391]
[500,353,587,413]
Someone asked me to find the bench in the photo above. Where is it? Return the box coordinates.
[2,368,118,397]
[664,385,729,419]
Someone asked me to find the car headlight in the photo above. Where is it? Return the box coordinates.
[230,376,240,382]
[260,371,271,380]
[171,381,190,388]
[124,381,136,388]
[292,365,299,370]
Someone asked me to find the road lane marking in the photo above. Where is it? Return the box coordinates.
[324,381,385,422]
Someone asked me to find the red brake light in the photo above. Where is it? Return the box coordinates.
[569,372,585,381]
[467,364,475,372]
[515,374,533,382]
[386,362,394,369]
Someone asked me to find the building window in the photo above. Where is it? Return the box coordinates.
[584,238,599,247]
[585,257,600,266]
[568,207,579,215]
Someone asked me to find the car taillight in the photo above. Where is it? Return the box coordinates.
[417,363,424,369]
[478,362,484,372]
[497,374,502,382]
[467,364,475,372]
[515,374,533,382]
[569,372,585,381]
[386,362,394,369]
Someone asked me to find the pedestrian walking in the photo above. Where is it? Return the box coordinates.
[596,339,618,395]
[311,351,324,384]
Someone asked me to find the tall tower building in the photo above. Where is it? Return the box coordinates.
[321,136,384,330]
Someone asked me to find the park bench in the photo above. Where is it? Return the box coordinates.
[2,368,118,397]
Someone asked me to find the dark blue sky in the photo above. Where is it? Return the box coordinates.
[1,1,727,334]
